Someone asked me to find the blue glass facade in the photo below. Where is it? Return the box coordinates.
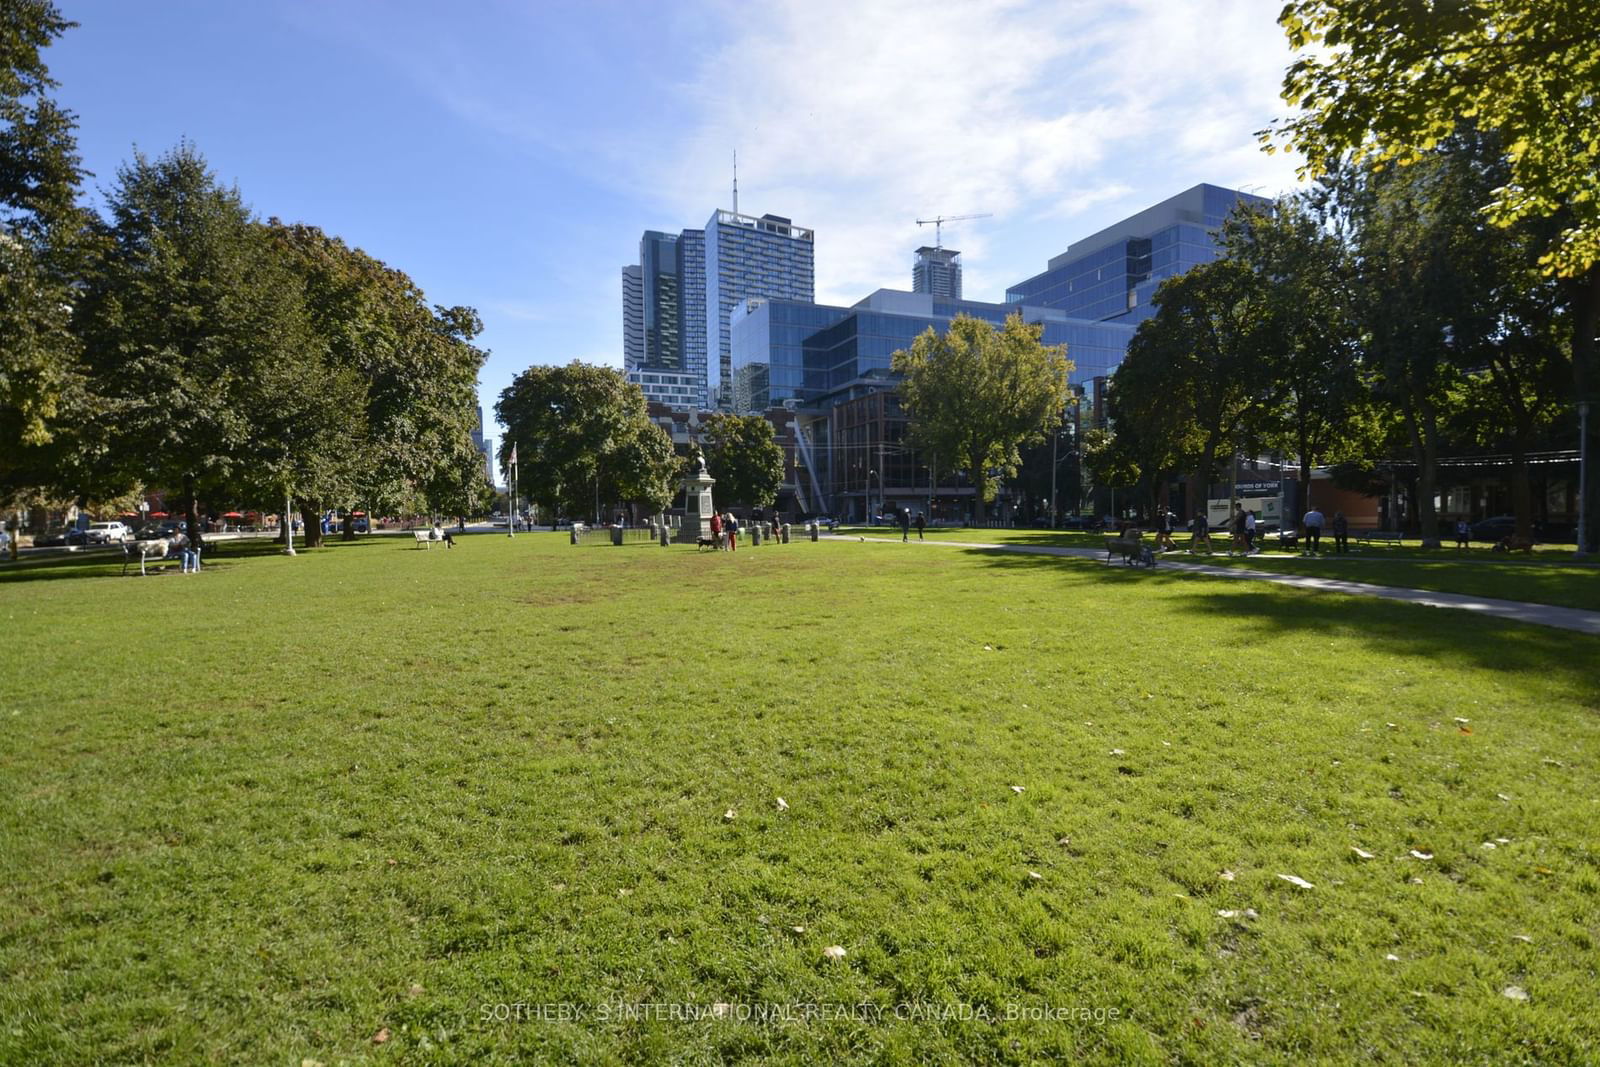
[729,290,1133,413]
[1006,184,1270,325]
[705,210,815,409]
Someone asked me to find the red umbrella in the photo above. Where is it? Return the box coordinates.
[149,511,168,518]
[223,511,244,518]
[352,511,367,517]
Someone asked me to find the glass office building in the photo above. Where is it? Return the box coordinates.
[705,209,815,409]
[729,289,1133,414]
[1006,183,1271,325]
[623,228,710,409]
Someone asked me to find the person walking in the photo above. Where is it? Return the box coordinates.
[899,507,911,542]
[1155,506,1177,552]
[1333,511,1349,554]
[725,512,738,552]
[915,512,926,539]
[1189,512,1210,553]
[1245,509,1258,554]
[1302,505,1325,555]
[709,510,723,550]
[1455,518,1470,551]
[1231,505,1248,556]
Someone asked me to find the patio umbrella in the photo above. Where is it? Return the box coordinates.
[149,511,168,518]
[223,511,244,519]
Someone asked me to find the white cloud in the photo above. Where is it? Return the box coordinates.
[641,0,1304,304]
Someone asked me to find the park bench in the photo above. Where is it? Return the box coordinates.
[414,530,436,548]
[1354,530,1403,547]
[121,538,193,576]
[1104,529,1156,568]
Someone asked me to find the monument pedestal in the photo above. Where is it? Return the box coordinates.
[675,462,716,544]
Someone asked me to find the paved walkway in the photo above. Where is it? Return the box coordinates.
[835,536,1600,636]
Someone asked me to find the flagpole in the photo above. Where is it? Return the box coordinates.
[508,447,517,539]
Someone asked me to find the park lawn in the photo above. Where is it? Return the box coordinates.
[838,527,1600,613]
[2,535,1598,1065]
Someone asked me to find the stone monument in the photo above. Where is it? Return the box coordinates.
[676,452,716,544]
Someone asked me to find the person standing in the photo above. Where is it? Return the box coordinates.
[709,510,723,550]
[725,512,738,552]
[1245,509,1258,554]
[1302,505,1325,555]
[899,507,911,542]
[1231,505,1248,556]
[914,512,926,539]
[1333,511,1349,554]
[1455,518,1470,550]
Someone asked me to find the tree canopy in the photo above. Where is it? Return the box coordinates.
[892,314,1071,522]
[495,363,676,522]
[699,413,784,510]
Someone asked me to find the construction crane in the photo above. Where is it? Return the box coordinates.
[915,212,992,249]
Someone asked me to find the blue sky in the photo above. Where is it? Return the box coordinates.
[51,0,1304,442]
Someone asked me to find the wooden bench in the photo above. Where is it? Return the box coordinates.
[1104,530,1155,567]
[1354,530,1403,547]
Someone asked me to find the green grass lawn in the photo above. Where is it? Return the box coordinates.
[841,526,1600,613]
[3,534,1598,1064]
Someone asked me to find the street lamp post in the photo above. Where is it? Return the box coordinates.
[283,489,295,556]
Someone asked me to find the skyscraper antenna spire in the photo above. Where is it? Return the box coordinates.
[732,150,738,215]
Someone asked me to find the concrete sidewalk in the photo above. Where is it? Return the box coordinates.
[834,536,1600,636]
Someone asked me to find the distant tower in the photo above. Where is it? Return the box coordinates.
[622,265,644,368]
[913,246,962,300]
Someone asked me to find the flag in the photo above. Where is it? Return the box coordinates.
[509,443,517,467]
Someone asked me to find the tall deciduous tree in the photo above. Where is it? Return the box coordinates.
[1222,196,1371,511]
[893,314,1070,522]
[1115,259,1279,521]
[495,362,675,522]
[75,144,310,546]
[1271,0,1600,551]
[699,414,784,510]
[0,0,87,554]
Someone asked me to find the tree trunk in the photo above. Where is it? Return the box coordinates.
[183,472,204,550]
[1573,267,1600,555]
[7,508,19,560]
[1188,438,1219,525]
[1410,395,1442,549]
[970,465,987,524]
[1510,436,1533,540]
[299,504,324,548]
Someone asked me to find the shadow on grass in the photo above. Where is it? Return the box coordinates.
[954,546,1600,698]
[0,534,393,585]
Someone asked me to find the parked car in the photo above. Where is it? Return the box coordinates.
[1470,516,1543,543]
[805,515,840,530]
[83,521,132,544]
[34,528,70,547]
[135,520,186,540]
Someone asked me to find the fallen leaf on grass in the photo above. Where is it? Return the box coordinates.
[1220,870,1236,881]
[1386,723,1398,729]
[1277,874,1315,889]
[983,645,994,651]
[1109,748,1125,756]
[1454,717,1470,724]
[1351,847,1375,860]
[1010,785,1026,794]
[617,888,632,897]
[1217,909,1258,920]
[1497,793,1512,802]
[1535,866,1553,875]
[1541,758,1563,767]
[1481,842,1497,850]
[407,984,424,998]
[372,1028,390,1044]
[1027,870,1043,881]
[1409,850,1433,860]
[1512,934,1533,944]
[776,797,788,811]
[1502,986,1529,1001]
[723,809,736,822]
[791,926,805,934]
[1409,877,1424,885]
[1385,954,1401,962]
[822,945,847,960]
[1057,836,1072,847]
[1496,837,1510,844]
[1459,726,1473,735]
